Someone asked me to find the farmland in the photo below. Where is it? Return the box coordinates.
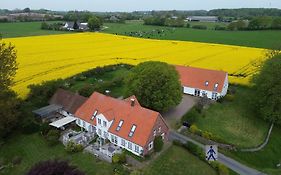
[0,21,68,38]
[3,32,265,97]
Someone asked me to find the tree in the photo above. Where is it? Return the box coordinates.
[0,41,19,138]
[88,16,103,31]
[23,8,31,13]
[73,21,80,30]
[125,61,182,112]
[272,17,281,29]
[251,54,281,125]
[153,136,164,152]
[0,42,18,89]
[27,160,85,175]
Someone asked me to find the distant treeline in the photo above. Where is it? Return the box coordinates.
[209,8,281,18]
[144,16,186,27]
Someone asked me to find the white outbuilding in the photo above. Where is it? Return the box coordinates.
[175,65,228,100]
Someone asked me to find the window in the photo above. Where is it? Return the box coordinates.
[135,145,139,153]
[129,125,137,137]
[98,129,101,135]
[114,136,118,144]
[148,141,153,150]
[161,133,165,140]
[104,131,108,138]
[195,89,200,96]
[111,135,114,143]
[153,130,156,136]
[212,92,218,100]
[116,120,124,131]
[205,81,209,86]
[103,121,107,127]
[158,127,161,133]
[121,139,125,146]
[128,142,132,150]
[98,118,101,125]
[77,119,81,125]
[83,121,85,127]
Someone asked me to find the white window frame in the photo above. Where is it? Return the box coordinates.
[158,127,161,133]
[128,142,132,150]
[121,139,125,146]
[148,141,153,150]
[153,130,156,136]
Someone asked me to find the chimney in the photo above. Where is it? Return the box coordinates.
[130,98,135,107]
[105,90,110,95]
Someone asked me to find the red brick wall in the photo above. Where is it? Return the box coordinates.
[142,114,169,155]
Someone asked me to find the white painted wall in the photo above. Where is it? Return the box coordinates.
[221,75,229,96]
[110,133,144,156]
[96,114,113,140]
[76,118,96,133]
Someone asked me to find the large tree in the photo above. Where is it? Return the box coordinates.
[0,41,19,138]
[125,61,182,112]
[88,16,103,31]
[251,54,281,125]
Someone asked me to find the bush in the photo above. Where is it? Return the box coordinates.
[192,25,207,30]
[202,131,213,140]
[21,118,40,134]
[153,136,164,152]
[183,142,205,160]
[65,141,84,153]
[218,163,229,175]
[172,140,183,147]
[40,123,52,136]
[45,130,60,146]
[112,152,126,164]
[186,23,191,28]
[181,109,200,124]
[224,94,235,102]
[215,25,226,30]
[189,124,199,134]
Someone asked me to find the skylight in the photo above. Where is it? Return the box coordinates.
[214,83,219,90]
[205,81,209,86]
[91,110,98,120]
[129,125,137,137]
[116,120,124,131]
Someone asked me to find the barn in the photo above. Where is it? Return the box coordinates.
[175,65,228,100]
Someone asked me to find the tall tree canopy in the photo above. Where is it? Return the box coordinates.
[126,61,182,112]
[0,42,17,89]
[251,54,281,125]
[0,41,19,138]
[88,16,103,31]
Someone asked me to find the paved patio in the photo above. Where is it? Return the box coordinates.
[161,95,198,128]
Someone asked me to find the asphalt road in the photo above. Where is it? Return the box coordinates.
[169,131,266,175]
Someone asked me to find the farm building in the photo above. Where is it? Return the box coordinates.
[75,92,169,156]
[64,21,89,31]
[175,65,228,100]
[186,16,218,22]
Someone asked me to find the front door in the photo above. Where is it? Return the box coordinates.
[195,89,201,96]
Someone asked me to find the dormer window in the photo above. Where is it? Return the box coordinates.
[129,125,137,137]
[205,81,209,86]
[91,110,98,120]
[214,83,219,91]
[116,120,124,131]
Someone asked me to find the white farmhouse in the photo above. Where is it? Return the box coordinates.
[175,65,228,100]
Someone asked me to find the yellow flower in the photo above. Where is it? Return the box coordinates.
[4,33,266,98]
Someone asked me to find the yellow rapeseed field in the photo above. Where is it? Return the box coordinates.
[4,33,266,98]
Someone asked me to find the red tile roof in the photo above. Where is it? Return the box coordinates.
[175,65,227,93]
[75,92,164,147]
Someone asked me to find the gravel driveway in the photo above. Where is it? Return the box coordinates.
[161,95,199,128]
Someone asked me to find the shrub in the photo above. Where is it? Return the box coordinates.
[218,163,229,175]
[186,23,191,28]
[21,118,40,134]
[130,170,142,175]
[189,124,199,134]
[192,25,207,30]
[184,142,205,160]
[46,130,60,146]
[172,140,183,147]
[65,141,84,153]
[112,152,126,164]
[153,136,164,152]
[181,109,199,124]
[78,84,95,97]
[214,25,226,30]
[40,123,52,136]
[202,131,213,140]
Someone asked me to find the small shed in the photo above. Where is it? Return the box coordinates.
[32,104,63,121]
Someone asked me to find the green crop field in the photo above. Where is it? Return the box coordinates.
[103,20,281,49]
[0,21,68,38]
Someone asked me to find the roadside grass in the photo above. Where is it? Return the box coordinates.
[185,85,269,148]
[0,21,68,38]
[224,126,281,174]
[143,145,217,175]
[0,133,113,175]
[103,21,281,49]
[69,67,130,98]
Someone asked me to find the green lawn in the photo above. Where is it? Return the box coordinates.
[225,126,281,175]
[187,86,269,148]
[103,21,281,49]
[0,21,68,38]
[0,133,113,175]
[69,67,130,98]
[143,145,217,175]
